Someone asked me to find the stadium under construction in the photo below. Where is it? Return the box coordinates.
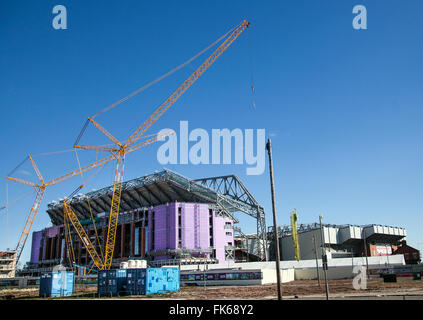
[18,168,416,278]
[20,169,268,276]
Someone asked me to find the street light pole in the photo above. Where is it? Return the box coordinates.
[312,235,321,287]
[319,215,329,300]
[266,138,282,301]
[363,228,369,277]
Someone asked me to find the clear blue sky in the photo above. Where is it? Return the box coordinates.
[1,0,422,266]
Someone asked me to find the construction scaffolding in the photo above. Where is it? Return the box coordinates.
[0,251,17,278]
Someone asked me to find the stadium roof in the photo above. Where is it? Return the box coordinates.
[46,169,265,227]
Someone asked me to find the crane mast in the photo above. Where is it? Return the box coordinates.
[103,152,125,269]
[14,187,45,264]
[63,201,104,270]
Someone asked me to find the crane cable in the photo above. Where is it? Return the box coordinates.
[74,148,106,261]
[7,156,29,178]
[247,27,256,109]
[2,183,35,250]
[74,22,241,146]
[6,181,9,250]
[64,213,76,271]
[68,216,76,271]
[85,195,104,261]
[1,188,35,210]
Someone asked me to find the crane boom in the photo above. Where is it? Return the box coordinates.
[124,20,250,148]
[7,129,173,265]
[46,153,118,187]
[14,187,45,264]
[88,117,122,148]
[6,176,38,188]
[28,155,44,185]
[6,153,115,267]
[63,202,104,270]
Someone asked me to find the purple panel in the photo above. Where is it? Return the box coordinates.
[198,204,210,250]
[155,204,167,250]
[46,225,60,238]
[147,202,231,262]
[182,203,195,249]
[213,213,226,263]
[168,203,177,250]
[30,231,42,263]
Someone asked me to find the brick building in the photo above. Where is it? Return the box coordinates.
[393,241,421,264]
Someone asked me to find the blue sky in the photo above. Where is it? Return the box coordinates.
[1,0,422,265]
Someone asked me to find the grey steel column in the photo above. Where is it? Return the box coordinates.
[319,215,329,300]
[266,138,282,300]
[312,235,321,286]
[363,228,369,276]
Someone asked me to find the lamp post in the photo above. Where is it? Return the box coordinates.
[312,235,321,287]
[363,228,369,276]
[319,215,329,300]
[266,138,282,300]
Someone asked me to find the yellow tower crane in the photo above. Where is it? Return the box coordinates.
[6,130,168,267]
[74,20,251,269]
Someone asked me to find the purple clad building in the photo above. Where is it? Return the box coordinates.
[148,202,234,264]
[22,170,267,276]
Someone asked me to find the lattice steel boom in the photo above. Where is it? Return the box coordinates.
[63,201,104,270]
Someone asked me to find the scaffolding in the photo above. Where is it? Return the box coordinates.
[0,251,17,278]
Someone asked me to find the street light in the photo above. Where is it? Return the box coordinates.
[319,215,329,300]
[362,228,369,277]
[312,235,321,287]
[266,138,282,301]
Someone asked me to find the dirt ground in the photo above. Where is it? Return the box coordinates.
[159,278,423,300]
[1,278,423,300]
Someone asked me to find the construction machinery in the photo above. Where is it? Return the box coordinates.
[291,208,301,261]
[73,20,251,269]
[62,185,104,270]
[6,131,169,268]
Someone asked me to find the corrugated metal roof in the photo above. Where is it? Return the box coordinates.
[46,169,260,226]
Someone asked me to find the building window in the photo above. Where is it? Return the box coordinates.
[178,207,182,248]
[209,209,214,247]
[134,227,140,256]
[151,211,155,251]
[226,232,232,237]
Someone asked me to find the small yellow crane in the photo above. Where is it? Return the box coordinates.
[291,208,301,261]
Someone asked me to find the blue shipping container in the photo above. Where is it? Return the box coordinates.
[133,268,180,296]
[97,268,180,296]
[97,270,108,296]
[97,269,127,296]
[39,271,74,297]
[126,269,138,295]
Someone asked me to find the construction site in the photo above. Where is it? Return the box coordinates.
[1,16,422,301]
